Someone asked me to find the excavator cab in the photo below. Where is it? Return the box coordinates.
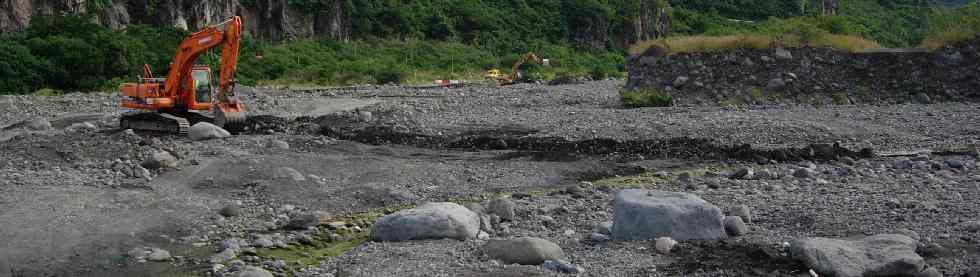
[190,66,213,108]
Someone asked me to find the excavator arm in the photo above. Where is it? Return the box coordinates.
[163,17,242,103]
[159,16,245,126]
[508,52,542,82]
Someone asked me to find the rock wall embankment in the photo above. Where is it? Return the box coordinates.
[625,36,980,106]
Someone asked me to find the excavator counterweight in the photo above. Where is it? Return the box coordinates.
[120,16,246,134]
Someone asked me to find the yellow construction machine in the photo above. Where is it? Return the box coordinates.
[486,52,543,85]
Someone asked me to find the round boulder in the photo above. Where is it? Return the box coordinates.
[188,122,230,141]
[484,237,566,265]
[370,202,480,241]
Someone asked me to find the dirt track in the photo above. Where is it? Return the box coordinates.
[1,80,978,276]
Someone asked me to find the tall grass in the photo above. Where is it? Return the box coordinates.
[629,33,880,56]
[919,4,980,50]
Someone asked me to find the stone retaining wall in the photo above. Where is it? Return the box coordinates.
[625,36,980,106]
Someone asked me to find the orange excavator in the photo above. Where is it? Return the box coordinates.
[119,16,246,134]
[486,52,543,85]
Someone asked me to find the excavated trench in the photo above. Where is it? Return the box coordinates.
[244,113,874,164]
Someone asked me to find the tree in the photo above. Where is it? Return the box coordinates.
[0,41,46,93]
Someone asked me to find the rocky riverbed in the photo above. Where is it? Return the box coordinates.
[1,80,978,277]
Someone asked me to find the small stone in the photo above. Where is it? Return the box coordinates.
[488,198,517,221]
[893,158,914,169]
[358,111,373,122]
[253,236,275,248]
[956,220,980,232]
[562,229,576,237]
[945,159,964,169]
[538,215,556,226]
[484,237,566,265]
[673,76,690,88]
[794,168,814,178]
[913,93,932,104]
[918,243,951,258]
[25,118,52,131]
[66,122,97,132]
[730,205,752,223]
[767,78,787,91]
[286,213,319,229]
[326,221,347,229]
[147,248,171,261]
[235,266,274,277]
[210,248,237,263]
[543,260,584,274]
[589,233,610,242]
[774,48,793,60]
[595,222,613,235]
[141,151,178,169]
[677,172,692,182]
[655,237,677,254]
[219,205,241,217]
[272,167,306,181]
[723,216,748,237]
[730,167,754,180]
[267,140,289,150]
[919,267,942,277]
[477,231,490,240]
[220,238,244,251]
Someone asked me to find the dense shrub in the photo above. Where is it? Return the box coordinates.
[921,3,980,49]
[621,88,674,108]
[0,14,186,93]
[373,66,405,85]
[0,40,46,94]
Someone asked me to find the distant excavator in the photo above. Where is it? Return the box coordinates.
[119,16,246,134]
[486,52,544,85]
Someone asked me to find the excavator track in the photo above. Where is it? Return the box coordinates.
[119,112,190,135]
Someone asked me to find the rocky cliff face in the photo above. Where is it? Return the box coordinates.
[626,36,980,106]
[0,0,351,41]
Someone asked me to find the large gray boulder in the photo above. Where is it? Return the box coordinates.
[612,190,725,241]
[484,237,566,265]
[790,234,924,277]
[188,122,230,141]
[370,202,480,241]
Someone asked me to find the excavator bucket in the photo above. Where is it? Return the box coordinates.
[214,102,247,131]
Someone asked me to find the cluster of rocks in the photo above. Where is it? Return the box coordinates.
[626,36,980,106]
[205,202,370,277]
